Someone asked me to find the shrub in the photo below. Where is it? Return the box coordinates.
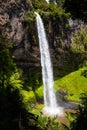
[70,26,87,67]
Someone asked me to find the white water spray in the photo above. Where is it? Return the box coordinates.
[35,12,64,116]
[45,0,49,3]
[45,0,57,4]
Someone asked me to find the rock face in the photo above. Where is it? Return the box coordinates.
[0,0,40,67]
[0,0,85,70]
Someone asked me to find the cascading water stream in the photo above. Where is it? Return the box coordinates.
[35,12,64,116]
[45,0,49,3]
[45,0,57,4]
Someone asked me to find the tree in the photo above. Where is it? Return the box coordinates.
[70,26,87,68]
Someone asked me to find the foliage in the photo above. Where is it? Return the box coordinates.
[37,116,60,130]
[70,26,87,67]
[32,0,48,10]
[9,71,23,90]
[0,32,22,130]
[70,27,87,54]
[22,67,87,103]
[0,33,16,88]
[0,32,42,130]
[40,3,66,19]
[71,93,87,130]
[66,112,76,124]
[31,104,44,116]
[20,67,43,107]
[31,0,68,19]
[22,67,42,91]
[26,10,36,24]
[25,10,38,46]
[37,116,47,129]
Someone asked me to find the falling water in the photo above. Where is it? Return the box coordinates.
[45,0,57,4]
[45,0,49,3]
[35,12,63,116]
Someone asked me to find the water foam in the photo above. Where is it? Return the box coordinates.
[42,107,64,117]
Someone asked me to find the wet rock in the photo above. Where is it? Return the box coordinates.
[56,89,78,110]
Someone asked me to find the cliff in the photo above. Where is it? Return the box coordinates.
[0,0,37,66]
[0,0,85,71]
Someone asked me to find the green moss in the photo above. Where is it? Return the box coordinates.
[54,67,87,101]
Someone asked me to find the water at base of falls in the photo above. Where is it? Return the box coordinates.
[42,107,64,117]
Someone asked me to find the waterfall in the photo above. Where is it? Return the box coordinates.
[45,0,49,3]
[35,12,63,116]
[45,0,57,4]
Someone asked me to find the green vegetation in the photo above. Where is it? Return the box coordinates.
[54,67,87,101]
[0,32,41,130]
[0,32,22,129]
[0,0,87,129]
[37,116,60,130]
[0,33,16,86]
[70,26,87,68]
[25,67,87,104]
[70,93,87,130]
[23,67,87,102]
[26,11,36,24]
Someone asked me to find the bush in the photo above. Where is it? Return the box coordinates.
[71,93,87,130]
[70,26,87,67]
